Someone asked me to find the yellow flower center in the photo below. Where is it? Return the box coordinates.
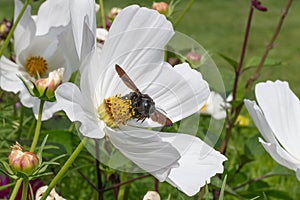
[200,103,208,111]
[98,95,135,128]
[25,56,48,77]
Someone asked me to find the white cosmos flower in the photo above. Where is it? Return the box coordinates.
[55,5,226,196]
[200,91,231,120]
[0,0,96,120]
[244,80,300,180]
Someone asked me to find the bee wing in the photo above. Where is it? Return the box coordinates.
[115,64,140,93]
[151,110,173,127]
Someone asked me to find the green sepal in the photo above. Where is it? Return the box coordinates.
[17,75,35,96]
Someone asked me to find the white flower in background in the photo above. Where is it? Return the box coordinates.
[35,185,66,200]
[56,5,226,196]
[143,191,160,200]
[0,0,96,120]
[244,80,300,180]
[200,91,231,120]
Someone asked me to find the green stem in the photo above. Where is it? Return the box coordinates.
[21,179,28,200]
[99,0,106,29]
[173,0,195,28]
[0,0,30,58]
[30,100,45,152]
[9,179,23,200]
[40,137,87,200]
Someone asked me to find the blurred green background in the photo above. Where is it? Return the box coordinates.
[1,0,299,95]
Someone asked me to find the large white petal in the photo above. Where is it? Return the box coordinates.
[245,99,300,177]
[14,0,36,56]
[160,133,226,196]
[35,0,70,36]
[0,56,28,93]
[255,81,300,159]
[91,5,174,100]
[107,62,209,127]
[105,127,180,181]
[55,83,104,139]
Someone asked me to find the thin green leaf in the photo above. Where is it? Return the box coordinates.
[218,53,238,69]
[219,175,227,200]
[37,134,49,165]
[0,182,14,191]
[1,161,14,175]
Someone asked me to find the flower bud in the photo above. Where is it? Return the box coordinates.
[8,143,39,176]
[109,7,122,19]
[152,2,169,15]
[186,52,201,62]
[35,68,64,101]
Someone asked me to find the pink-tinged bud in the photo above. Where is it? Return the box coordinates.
[35,68,64,101]
[186,52,202,62]
[152,2,169,15]
[109,7,122,19]
[8,143,39,176]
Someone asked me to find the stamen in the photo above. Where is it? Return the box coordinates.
[98,95,135,128]
[25,56,48,77]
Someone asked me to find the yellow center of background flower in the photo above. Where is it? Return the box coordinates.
[98,95,135,128]
[25,56,48,77]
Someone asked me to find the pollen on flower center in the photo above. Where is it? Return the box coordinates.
[98,95,135,128]
[25,56,48,77]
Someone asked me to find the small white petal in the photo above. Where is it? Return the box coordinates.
[55,83,104,139]
[259,138,300,172]
[244,99,278,144]
[201,91,227,120]
[255,80,300,159]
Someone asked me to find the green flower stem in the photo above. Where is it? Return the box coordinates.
[173,0,195,28]
[99,0,106,29]
[0,0,30,58]
[21,179,28,200]
[9,178,23,200]
[30,100,45,152]
[40,137,87,200]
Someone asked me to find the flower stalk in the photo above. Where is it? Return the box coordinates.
[30,100,45,152]
[0,0,30,58]
[40,137,87,200]
[21,179,28,200]
[99,0,106,29]
[9,179,22,200]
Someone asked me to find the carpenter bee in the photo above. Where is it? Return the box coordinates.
[115,64,173,127]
